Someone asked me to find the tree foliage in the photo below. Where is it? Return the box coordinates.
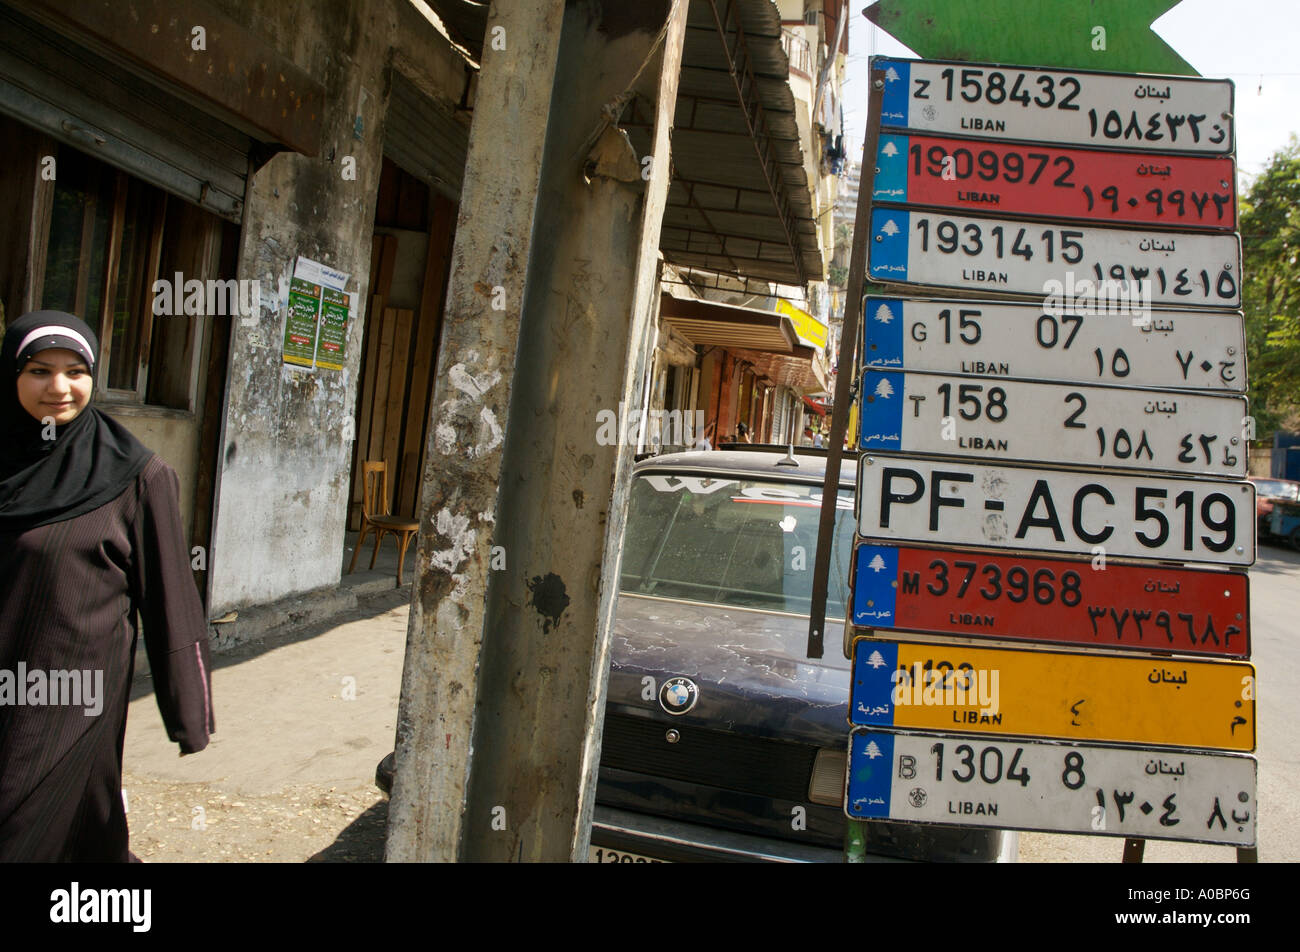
[1240,136,1300,438]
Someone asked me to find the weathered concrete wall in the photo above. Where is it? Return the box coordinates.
[390,0,477,116]
[206,0,461,613]
[1248,448,1273,477]
[104,406,201,538]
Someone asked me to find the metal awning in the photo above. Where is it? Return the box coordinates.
[645,0,823,287]
[0,1,253,221]
[385,70,471,200]
[661,294,799,352]
[422,0,823,288]
[418,0,488,63]
[660,294,826,393]
[734,347,828,394]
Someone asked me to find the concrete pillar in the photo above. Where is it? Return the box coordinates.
[207,0,392,615]
[387,0,687,862]
[385,0,567,863]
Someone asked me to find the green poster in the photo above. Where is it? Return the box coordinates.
[281,256,352,371]
[283,276,321,368]
[315,286,351,371]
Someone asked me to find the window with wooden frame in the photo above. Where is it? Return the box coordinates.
[35,144,220,412]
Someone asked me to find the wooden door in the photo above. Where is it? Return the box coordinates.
[348,193,457,528]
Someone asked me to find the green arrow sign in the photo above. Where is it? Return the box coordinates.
[864,0,1197,75]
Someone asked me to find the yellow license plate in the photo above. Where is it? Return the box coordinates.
[850,640,1255,751]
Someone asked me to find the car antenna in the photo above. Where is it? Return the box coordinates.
[776,443,798,467]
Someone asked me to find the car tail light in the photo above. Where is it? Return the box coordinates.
[808,747,847,806]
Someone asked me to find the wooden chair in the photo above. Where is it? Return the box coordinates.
[347,461,419,585]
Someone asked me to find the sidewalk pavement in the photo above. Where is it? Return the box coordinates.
[121,534,415,863]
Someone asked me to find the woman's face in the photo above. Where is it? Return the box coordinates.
[16,348,93,425]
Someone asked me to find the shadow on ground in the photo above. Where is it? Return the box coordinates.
[130,587,412,703]
[1252,539,1300,575]
[308,800,390,863]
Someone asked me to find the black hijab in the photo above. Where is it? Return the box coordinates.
[0,310,153,532]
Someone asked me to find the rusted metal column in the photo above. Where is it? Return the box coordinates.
[808,70,886,660]
[385,0,567,863]
[387,0,687,863]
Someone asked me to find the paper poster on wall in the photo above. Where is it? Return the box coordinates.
[315,286,353,371]
[281,256,351,370]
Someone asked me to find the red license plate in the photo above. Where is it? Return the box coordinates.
[874,133,1236,230]
[851,543,1248,658]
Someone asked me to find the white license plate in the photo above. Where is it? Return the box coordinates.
[876,57,1234,154]
[859,371,1247,477]
[847,730,1257,846]
[868,209,1241,307]
[863,298,1245,392]
[856,455,1255,565]
[588,846,666,864]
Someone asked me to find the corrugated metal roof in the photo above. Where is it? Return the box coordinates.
[422,0,822,287]
[642,1,822,287]
[422,0,488,62]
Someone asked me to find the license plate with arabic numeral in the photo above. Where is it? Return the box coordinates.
[846,731,1256,846]
[875,57,1234,154]
[868,209,1241,306]
[856,455,1255,566]
[848,640,1256,752]
[858,371,1247,477]
[874,134,1237,229]
[588,846,666,864]
[849,542,1249,659]
[863,298,1245,393]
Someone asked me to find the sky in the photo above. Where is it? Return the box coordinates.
[840,0,1300,188]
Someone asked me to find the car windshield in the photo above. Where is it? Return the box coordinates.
[619,472,856,618]
[1254,479,1299,499]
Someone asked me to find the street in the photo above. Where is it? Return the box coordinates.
[1018,538,1300,862]
[121,588,409,863]
[119,537,1298,863]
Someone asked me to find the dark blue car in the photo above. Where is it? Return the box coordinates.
[588,447,1012,862]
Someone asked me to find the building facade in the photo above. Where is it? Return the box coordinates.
[1,0,473,617]
[1,0,848,620]
[640,0,849,451]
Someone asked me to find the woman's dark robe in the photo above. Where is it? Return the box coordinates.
[0,455,214,861]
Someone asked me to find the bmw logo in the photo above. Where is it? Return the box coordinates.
[658,677,699,715]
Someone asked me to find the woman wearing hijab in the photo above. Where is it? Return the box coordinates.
[0,310,214,862]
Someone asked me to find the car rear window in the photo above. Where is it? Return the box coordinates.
[619,472,856,618]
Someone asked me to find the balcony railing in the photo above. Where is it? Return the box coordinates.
[781,28,813,76]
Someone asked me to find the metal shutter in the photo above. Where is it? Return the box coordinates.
[383,70,470,202]
[0,2,250,222]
